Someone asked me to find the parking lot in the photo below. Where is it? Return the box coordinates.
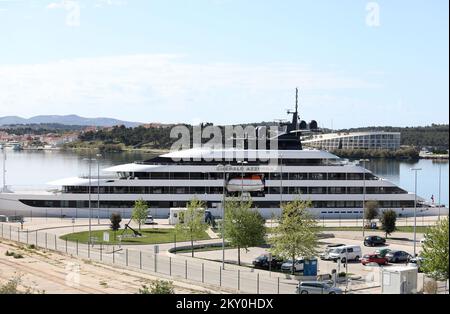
[179,230,427,292]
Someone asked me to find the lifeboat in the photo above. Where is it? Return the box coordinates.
[227,175,264,192]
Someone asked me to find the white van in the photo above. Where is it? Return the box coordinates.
[328,245,362,263]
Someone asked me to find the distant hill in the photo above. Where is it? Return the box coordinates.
[0,115,142,128]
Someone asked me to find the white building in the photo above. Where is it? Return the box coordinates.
[302,131,401,151]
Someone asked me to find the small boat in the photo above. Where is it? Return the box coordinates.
[227,175,265,192]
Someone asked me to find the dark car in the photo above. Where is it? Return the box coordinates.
[364,235,386,247]
[252,254,283,270]
[385,250,412,263]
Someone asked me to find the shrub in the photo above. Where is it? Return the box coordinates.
[139,280,175,294]
[423,279,438,294]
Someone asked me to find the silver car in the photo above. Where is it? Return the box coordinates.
[296,281,343,294]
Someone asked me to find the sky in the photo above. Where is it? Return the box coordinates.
[0,0,448,129]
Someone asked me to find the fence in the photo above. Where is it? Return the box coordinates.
[0,223,301,294]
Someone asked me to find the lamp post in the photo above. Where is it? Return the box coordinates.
[360,159,370,238]
[237,161,248,198]
[218,164,227,270]
[438,163,442,220]
[1,151,5,192]
[88,157,92,245]
[411,168,422,257]
[84,155,99,245]
[280,153,283,210]
[96,154,102,224]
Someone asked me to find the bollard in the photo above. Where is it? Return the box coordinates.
[257,273,260,294]
[113,245,115,264]
[174,234,176,254]
[76,240,79,256]
[238,270,240,291]
[54,235,57,251]
[277,277,280,294]
[201,263,205,283]
[219,266,222,287]
[154,254,157,273]
[100,243,103,261]
[169,257,172,276]
[35,231,38,247]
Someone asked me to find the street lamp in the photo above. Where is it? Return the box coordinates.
[360,159,370,238]
[218,164,227,270]
[1,151,6,193]
[96,153,102,225]
[438,163,442,220]
[83,155,99,245]
[411,167,422,257]
[237,160,248,198]
[280,153,283,210]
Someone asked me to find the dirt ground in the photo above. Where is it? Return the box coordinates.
[0,239,222,294]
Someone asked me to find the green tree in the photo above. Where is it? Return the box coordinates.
[223,198,266,265]
[364,201,380,223]
[421,217,449,281]
[268,199,319,275]
[132,199,149,231]
[110,212,122,241]
[380,210,397,238]
[175,198,208,257]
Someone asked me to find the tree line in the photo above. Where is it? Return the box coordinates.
[334,124,449,149]
[72,123,449,151]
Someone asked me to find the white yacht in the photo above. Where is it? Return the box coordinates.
[0,93,446,219]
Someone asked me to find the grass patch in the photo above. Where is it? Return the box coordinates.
[5,251,24,259]
[60,228,210,245]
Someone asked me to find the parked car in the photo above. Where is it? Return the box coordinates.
[252,254,283,270]
[320,244,345,260]
[407,256,425,272]
[361,253,387,266]
[281,258,305,272]
[144,215,154,224]
[385,250,412,263]
[364,235,386,247]
[374,248,392,258]
[296,281,342,294]
[328,245,362,263]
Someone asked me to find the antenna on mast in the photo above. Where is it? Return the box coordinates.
[287,87,300,131]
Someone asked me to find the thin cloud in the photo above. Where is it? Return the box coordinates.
[0,54,378,122]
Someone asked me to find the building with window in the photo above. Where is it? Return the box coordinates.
[302,132,401,151]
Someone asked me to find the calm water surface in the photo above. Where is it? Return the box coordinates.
[1,150,448,206]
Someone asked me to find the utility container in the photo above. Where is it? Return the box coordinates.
[381,266,418,294]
